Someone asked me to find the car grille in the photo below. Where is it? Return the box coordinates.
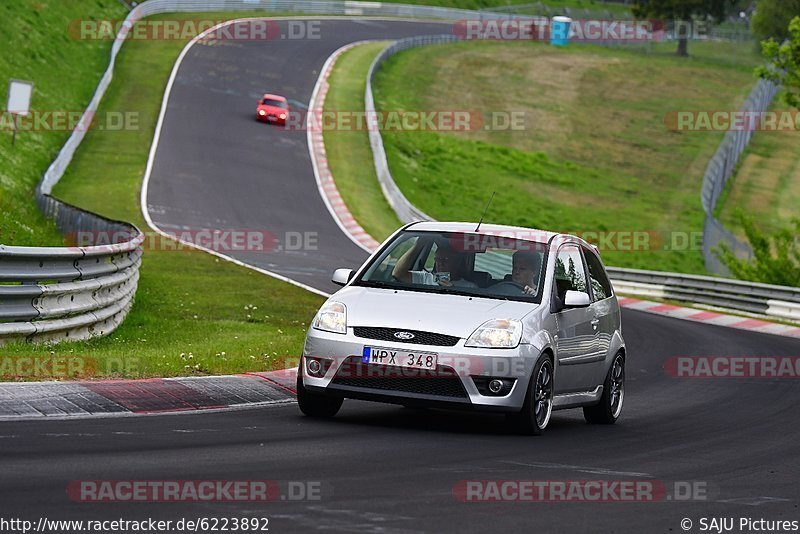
[331,357,468,398]
[352,326,459,347]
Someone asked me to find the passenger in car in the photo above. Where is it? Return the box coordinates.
[392,240,477,288]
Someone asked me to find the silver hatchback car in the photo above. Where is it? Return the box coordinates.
[298,222,626,435]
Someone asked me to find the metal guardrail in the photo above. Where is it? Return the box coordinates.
[1,140,146,342]
[363,35,799,323]
[607,267,800,321]
[0,196,142,344]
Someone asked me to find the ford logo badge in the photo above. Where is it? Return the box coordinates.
[394,331,415,340]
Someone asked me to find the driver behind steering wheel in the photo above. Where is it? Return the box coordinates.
[494,251,541,296]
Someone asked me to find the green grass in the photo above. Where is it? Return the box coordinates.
[717,93,800,238]
[323,42,404,242]
[371,39,765,273]
[0,11,326,379]
[0,0,128,246]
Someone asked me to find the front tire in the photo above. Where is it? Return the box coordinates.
[583,352,624,424]
[297,369,343,418]
[507,355,554,435]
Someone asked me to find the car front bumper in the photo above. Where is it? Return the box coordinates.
[302,327,541,412]
[256,113,286,124]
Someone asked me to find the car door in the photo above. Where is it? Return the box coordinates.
[582,246,619,385]
[552,244,600,393]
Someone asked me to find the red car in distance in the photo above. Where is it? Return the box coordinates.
[256,94,289,125]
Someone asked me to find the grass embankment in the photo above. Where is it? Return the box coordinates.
[0,0,127,246]
[717,93,800,237]
[0,11,325,379]
[370,40,764,274]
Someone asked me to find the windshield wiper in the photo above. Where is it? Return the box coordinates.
[352,280,395,290]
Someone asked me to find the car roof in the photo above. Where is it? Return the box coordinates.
[262,94,286,101]
[403,221,597,252]
[405,221,560,242]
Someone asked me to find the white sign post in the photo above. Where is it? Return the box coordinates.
[6,79,34,146]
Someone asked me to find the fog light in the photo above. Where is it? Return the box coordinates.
[488,379,504,394]
[307,359,322,376]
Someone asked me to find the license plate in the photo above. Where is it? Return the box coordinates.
[362,346,438,370]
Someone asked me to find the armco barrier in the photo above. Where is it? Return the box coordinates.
[0,224,142,345]
[3,175,143,345]
[607,267,800,322]
[363,35,799,322]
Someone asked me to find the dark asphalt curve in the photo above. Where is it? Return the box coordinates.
[2,18,799,534]
[145,19,448,294]
[2,311,800,533]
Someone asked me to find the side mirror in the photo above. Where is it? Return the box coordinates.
[563,290,591,308]
[331,268,354,286]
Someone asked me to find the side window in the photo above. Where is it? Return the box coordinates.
[583,247,613,301]
[554,245,588,300]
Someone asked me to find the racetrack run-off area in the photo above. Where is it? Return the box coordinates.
[1,15,799,534]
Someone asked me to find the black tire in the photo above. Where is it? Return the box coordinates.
[297,370,343,418]
[507,355,554,435]
[583,352,625,425]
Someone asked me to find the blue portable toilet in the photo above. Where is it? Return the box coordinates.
[551,16,572,46]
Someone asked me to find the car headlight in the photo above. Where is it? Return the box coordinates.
[312,301,347,334]
[465,319,522,348]
[279,113,286,119]
[258,109,266,116]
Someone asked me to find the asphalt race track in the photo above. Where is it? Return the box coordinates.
[144,19,449,294]
[3,318,800,532]
[2,19,799,534]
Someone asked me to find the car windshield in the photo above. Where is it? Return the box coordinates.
[354,230,547,303]
[262,98,288,108]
